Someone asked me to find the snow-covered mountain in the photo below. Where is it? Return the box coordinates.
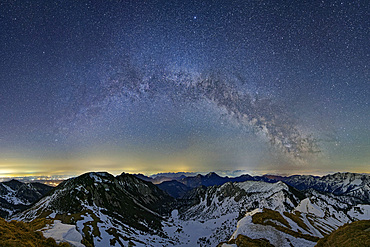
[162,180,304,246]
[156,172,269,198]
[273,172,370,203]
[13,172,178,246]
[220,189,370,247]
[0,179,52,218]
[7,171,370,247]
[157,172,370,203]
[181,181,302,220]
[172,177,370,246]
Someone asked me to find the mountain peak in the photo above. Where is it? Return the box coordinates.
[3,179,24,190]
[205,172,220,178]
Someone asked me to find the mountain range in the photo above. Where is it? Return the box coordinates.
[152,172,370,202]
[0,171,369,246]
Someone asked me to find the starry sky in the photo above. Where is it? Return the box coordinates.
[0,0,369,177]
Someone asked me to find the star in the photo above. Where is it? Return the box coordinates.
[0,0,368,176]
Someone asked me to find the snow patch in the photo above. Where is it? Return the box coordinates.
[47,212,56,219]
[351,178,362,186]
[348,205,370,220]
[295,198,325,217]
[221,244,237,247]
[89,173,103,183]
[42,220,84,247]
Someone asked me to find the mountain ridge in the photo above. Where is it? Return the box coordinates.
[155,171,370,203]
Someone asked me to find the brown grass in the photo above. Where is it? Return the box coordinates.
[315,220,370,247]
[252,208,319,242]
[232,234,274,247]
[284,211,311,233]
[217,234,274,247]
[0,218,70,247]
[252,208,291,228]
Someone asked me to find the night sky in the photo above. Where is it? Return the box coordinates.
[0,0,369,177]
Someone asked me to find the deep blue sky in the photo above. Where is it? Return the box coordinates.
[0,0,369,176]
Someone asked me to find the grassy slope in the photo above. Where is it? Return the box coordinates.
[315,220,370,247]
[218,216,370,247]
[0,218,70,247]
[252,208,319,242]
